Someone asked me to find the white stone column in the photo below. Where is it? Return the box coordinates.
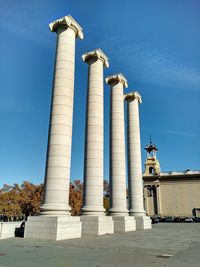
[81,49,113,235]
[25,16,83,240]
[106,74,128,216]
[105,74,135,232]
[40,16,83,216]
[144,186,149,214]
[126,92,151,229]
[156,185,162,215]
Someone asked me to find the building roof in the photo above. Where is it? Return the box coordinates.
[143,169,200,179]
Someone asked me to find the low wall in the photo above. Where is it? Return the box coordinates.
[0,222,22,239]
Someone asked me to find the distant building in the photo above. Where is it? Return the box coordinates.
[143,140,200,217]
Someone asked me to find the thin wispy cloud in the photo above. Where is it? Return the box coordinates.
[1,1,199,92]
[142,127,198,138]
[0,22,53,50]
[88,30,200,91]
[119,41,200,90]
[0,0,54,49]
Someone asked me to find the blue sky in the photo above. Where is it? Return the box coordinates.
[0,0,199,187]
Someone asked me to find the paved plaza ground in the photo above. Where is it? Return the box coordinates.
[0,223,200,267]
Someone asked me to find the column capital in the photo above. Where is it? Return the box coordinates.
[105,73,128,88]
[82,49,109,68]
[125,91,142,104]
[49,15,84,39]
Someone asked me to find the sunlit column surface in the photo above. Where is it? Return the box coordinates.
[81,49,109,216]
[125,92,151,229]
[105,74,129,216]
[40,16,83,216]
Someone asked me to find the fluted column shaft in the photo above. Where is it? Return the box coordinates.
[106,75,128,216]
[127,94,145,216]
[82,49,108,216]
[41,17,83,216]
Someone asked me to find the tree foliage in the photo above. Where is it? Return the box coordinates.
[20,181,44,216]
[0,179,110,219]
[0,184,22,219]
[0,182,43,220]
[69,180,83,216]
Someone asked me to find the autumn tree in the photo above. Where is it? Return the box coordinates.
[0,182,43,220]
[69,179,110,215]
[0,184,23,220]
[20,181,44,217]
[69,180,83,215]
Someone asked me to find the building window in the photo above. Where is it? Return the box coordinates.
[149,167,154,174]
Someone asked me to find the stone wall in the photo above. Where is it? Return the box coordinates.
[160,178,200,216]
[0,222,22,239]
[144,174,200,217]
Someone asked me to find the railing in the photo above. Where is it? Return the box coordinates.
[161,170,200,176]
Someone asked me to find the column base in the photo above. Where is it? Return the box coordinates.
[40,203,70,216]
[134,215,152,230]
[81,216,113,235]
[109,208,129,217]
[81,206,105,216]
[24,216,81,241]
[112,216,136,232]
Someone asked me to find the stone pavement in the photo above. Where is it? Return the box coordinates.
[0,223,200,267]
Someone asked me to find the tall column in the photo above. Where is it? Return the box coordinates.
[126,92,151,229]
[81,49,113,235]
[25,16,83,240]
[144,186,149,214]
[106,74,128,215]
[105,74,135,232]
[40,16,83,216]
[156,185,162,215]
